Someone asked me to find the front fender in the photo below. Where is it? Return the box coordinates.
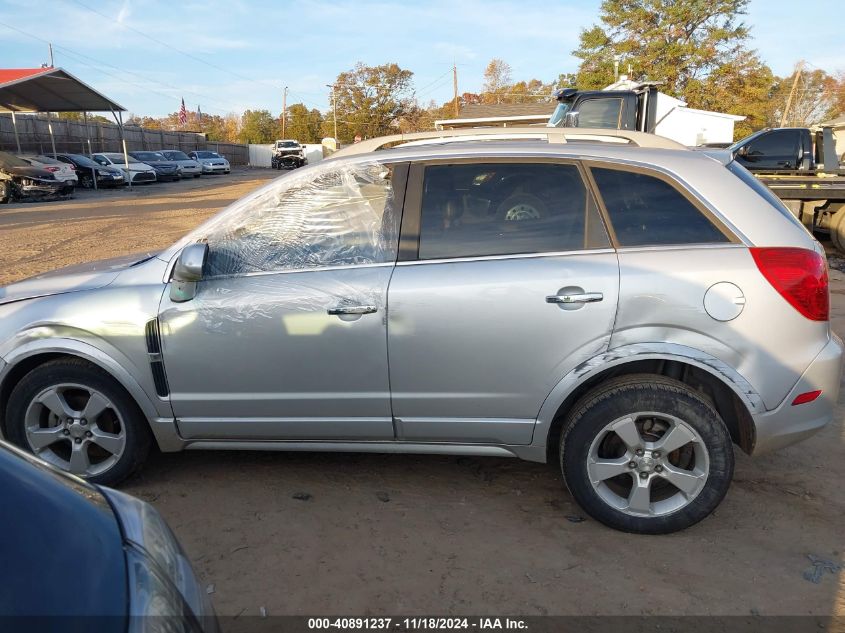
[0,334,183,452]
[530,342,765,450]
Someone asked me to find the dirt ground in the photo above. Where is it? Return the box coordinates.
[1,171,843,620]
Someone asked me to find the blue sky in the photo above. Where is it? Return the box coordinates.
[0,0,842,118]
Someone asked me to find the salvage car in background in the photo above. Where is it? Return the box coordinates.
[19,155,78,193]
[54,153,126,188]
[0,151,67,202]
[0,127,840,534]
[0,439,218,630]
[129,151,182,182]
[91,152,157,184]
[187,150,230,174]
[159,150,202,178]
[271,139,307,169]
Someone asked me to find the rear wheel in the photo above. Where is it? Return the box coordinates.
[6,359,151,486]
[560,375,734,534]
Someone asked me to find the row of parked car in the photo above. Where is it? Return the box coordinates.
[0,149,232,203]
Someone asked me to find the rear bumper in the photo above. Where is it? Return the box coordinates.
[751,334,844,454]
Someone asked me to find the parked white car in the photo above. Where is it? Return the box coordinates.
[20,155,78,188]
[158,150,202,178]
[91,153,157,184]
[187,150,230,174]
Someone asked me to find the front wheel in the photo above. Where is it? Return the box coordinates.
[560,375,734,534]
[5,359,151,486]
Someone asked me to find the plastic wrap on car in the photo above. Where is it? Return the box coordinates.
[198,160,399,278]
[163,160,400,328]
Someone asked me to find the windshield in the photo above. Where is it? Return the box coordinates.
[195,151,221,159]
[164,151,190,160]
[277,141,299,148]
[0,151,32,168]
[727,129,766,153]
[102,153,128,162]
[547,102,572,128]
[66,154,98,168]
[132,152,164,161]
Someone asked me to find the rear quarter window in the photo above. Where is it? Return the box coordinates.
[726,161,807,231]
[591,167,731,247]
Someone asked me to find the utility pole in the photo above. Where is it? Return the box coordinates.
[326,83,337,140]
[780,60,804,128]
[282,86,288,138]
[48,43,54,67]
[453,62,459,118]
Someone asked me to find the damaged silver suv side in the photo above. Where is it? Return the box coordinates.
[0,128,840,533]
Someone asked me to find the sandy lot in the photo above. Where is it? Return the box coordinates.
[1,171,843,621]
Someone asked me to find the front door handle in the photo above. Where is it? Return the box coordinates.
[546,292,603,304]
[327,304,377,315]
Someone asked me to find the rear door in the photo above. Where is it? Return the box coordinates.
[386,159,619,445]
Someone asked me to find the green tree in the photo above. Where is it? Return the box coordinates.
[284,103,324,143]
[330,62,414,143]
[572,0,772,117]
[238,109,279,144]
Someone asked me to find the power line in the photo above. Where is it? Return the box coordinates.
[65,0,268,88]
[0,19,242,115]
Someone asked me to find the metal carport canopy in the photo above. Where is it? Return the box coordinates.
[0,67,125,113]
[0,67,133,187]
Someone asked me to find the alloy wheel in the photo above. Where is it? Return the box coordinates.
[24,383,127,477]
[586,412,709,517]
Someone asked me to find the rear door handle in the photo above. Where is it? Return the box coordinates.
[546,292,603,304]
[327,305,377,315]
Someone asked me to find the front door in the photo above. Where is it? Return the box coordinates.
[386,160,619,445]
[159,160,407,441]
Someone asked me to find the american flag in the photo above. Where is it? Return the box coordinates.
[178,98,187,125]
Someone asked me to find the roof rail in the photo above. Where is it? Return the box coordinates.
[331,126,686,158]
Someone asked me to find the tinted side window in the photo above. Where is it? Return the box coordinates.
[592,167,730,247]
[577,98,622,128]
[204,162,400,276]
[418,162,609,260]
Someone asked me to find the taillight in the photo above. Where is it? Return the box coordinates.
[750,247,829,321]
[44,166,60,172]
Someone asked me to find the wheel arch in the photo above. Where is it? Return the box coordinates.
[537,344,761,462]
[0,342,167,442]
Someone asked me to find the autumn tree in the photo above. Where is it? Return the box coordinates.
[329,62,414,143]
[285,103,324,143]
[482,58,513,104]
[768,67,839,128]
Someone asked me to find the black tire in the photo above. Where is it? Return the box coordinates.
[560,375,734,534]
[5,358,152,486]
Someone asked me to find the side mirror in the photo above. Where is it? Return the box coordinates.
[736,144,749,157]
[564,111,579,127]
[170,242,208,303]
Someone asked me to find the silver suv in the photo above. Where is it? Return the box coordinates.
[0,128,840,533]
